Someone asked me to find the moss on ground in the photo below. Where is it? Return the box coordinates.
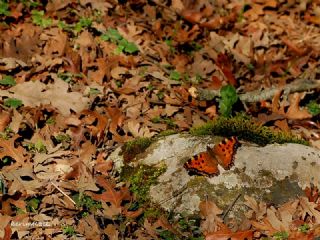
[190,113,308,146]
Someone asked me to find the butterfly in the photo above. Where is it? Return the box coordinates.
[183,136,240,177]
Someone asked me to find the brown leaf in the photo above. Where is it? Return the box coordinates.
[206,229,254,240]
[285,93,312,120]
[215,53,237,86]
[0,134,27,166]
[0,79,89,116]
[88,176,131,208]
[0,110,11,132]
[104,224,119,240]
[199,200,223,234]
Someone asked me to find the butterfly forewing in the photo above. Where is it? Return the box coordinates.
[213,136,240,170]
[183,151,219,177]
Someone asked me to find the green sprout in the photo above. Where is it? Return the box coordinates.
[101,28,139,54]
[0,75,16,86]
[307,100,320,116]
[4,98,23,108]
[219,85,238,117]
[31,10,52,28]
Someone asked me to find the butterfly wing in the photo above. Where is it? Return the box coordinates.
[213,136,240,170]
[184,150,219,177]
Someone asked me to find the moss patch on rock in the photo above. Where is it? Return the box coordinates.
[121,164,166,204]
[190,113,308,146]
[121,137,153,163]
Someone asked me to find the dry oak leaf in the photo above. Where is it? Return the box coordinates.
[88,176,131,208]
[206,229,254,240]
[0,79,89,116]
[199,200,223,235]
[0,134,27,165]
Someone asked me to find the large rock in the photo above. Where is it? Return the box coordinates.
[110,134,320,220]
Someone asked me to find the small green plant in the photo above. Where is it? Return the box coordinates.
[169,70,181,81]
[4,98,23,108]
[298,223,310,233]
[0,1,10,16]
[0,75,15,86]
[55,134,71,143]
[26,197,40,212]
[273,231,289,240]
[72,193,101,213]
[62,225,76,236]
[74,17,92,32]
[31,10,52,28]
[89,88,101,95]
[57,72,82,84]
[218,84,238,117]
[307,100,320,116]
[101,28,139,54]
[24,140,47,153]
[165,38,176,53]
[46,117,55,125]
[0,127,13,140]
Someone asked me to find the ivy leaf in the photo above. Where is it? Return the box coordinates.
[219,85,238,117]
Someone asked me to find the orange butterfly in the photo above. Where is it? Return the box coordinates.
[184,136,240,177]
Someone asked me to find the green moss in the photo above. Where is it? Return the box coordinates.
[157,129,177,137]
[190,113,308,146]
[121,164,166,204]
[121,137,153,162]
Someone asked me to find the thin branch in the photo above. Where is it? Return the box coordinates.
[198,78,320,103]
[51,181,76,206]
[222,193,242,221]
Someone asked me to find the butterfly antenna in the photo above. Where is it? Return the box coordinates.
[222,193,242,221]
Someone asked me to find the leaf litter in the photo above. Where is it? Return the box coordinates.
[0,0,319,239]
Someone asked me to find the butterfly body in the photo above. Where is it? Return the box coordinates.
[184,136,240,177]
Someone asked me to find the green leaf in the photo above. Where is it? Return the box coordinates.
[4,98,23,108]
[31,10,52,28]
[307,100,320,116]
[0,1,10,16]
[0,75,16,86]
[101,28,123,43]
[27,198,40,212]
[124,41,139,54]
[219,85,238,117]
[74,17,92,32]
[169,70,181,81]
[273,231,289,240]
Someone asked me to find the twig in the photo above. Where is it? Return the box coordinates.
[222,193,242,221]
[51,181,76,205]
[198,78,320,103]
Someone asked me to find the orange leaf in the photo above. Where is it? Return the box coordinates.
[88,176,131,208]
[0,134,27,165]
[206,230,254,240]
[215,53,237,86]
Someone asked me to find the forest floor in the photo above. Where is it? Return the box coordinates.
[0,0,320,239]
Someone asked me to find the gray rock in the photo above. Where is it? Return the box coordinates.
[109,133,320,220]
